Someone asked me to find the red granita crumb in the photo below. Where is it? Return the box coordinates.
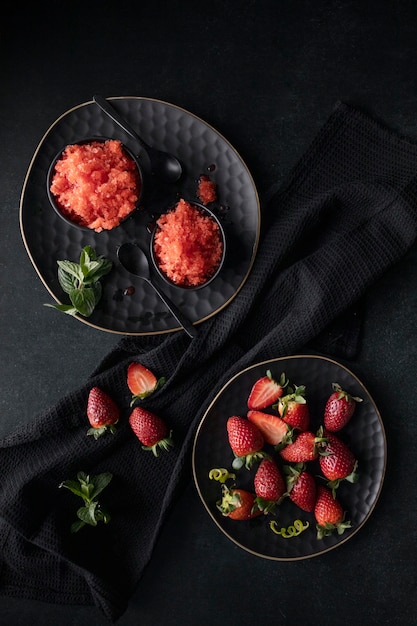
[50,139,141,232]
[197,174,217,204]
[153,198,223,287]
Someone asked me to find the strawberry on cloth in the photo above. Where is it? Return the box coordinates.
[1,102,417,622]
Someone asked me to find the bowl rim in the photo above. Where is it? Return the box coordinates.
[46,136,144,232]
[149,199,227,291]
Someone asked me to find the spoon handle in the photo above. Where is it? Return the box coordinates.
[147,279,198,339]
[93,94,150,150]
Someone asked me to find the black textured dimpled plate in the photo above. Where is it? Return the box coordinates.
[192,355,386,560]
[20,97,260,335]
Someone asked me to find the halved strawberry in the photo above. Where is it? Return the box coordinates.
[86,386,120,439]
[129,407,173,456]
[247,370,287,410]
[127,362,165,406]
[217,485,262,520]
[226,416,266,470]
[247,410,290,446]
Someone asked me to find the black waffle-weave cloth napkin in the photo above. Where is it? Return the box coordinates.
[1,101,417,622]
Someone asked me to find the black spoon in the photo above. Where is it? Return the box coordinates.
[117,242,197,338]
[93,95,183,183]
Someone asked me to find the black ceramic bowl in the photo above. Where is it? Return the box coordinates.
[47,137,144,232]
[150,200,226,290]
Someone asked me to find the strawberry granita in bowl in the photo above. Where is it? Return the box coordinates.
[150,198,226,289]
[47,138,143,233]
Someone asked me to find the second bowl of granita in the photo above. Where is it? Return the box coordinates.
[150,198,226,290]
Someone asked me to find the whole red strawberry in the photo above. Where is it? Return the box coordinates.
[247,370,288,410]
[284,463,317,512]
[253,458,286,514]
[129,407,173,456]
[86,386,120,439]
[277,385,310,431]
[323,382,363,431]
[217,485,262,520]
[227,416,266,469]
[279,431,322,463]
[314,485,351,539]
[319,430,358,494]
[127,362,165,406]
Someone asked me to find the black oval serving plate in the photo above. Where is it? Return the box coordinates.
[192,355,386,560]
[20,97,260,335]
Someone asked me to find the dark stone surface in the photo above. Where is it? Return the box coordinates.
[1,1,417,624]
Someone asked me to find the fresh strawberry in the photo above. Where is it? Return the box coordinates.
[323,382,363,431]
[277,385,310,431]
[129,407,173,456]
[279,430,322,463]
[217,485,262,520]
[247,370,287,410]
[253,458,286,514]
[284,463,317,512]
[314,485,351,539]
[319,430,358,494]
[247,410,290,446]
[226,416,266,469]
[127,362,165,406]
[86,386,120,439]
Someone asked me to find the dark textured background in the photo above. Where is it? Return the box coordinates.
[1,1,416,624]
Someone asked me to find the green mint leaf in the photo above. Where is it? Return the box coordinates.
[57,260,83,284]
[57,266,79,294]
[89,472,113,501]
[70,519,86,533]
[59,479,87,500]
[77,502,99,526]
[44,303,78,316]
[69,287,97,317]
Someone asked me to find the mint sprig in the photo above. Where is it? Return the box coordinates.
[59,471,113,533]
[45,246,112,317]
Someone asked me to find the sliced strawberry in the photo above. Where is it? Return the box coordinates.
[247,410,290,446]
[247,370,287,410]
[127,362,165,406]
[129,407,173,456]
[216,485,262,520]
[86,386,120,439]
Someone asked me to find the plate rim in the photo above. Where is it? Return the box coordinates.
[192,354,387,561]
[19,96,261,335]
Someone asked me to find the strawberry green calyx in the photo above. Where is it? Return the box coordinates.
[232,449,268,471]
[59,471,113,533]
[276,384,307,416]
[130,376,165,405]
[331,382,363,404]
[316,515,352,540]
[142,430,174,457]
[87,422,118,439]
[326,459,359,497]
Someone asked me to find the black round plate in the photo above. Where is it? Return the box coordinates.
[192,355,386,560]
[20,97,260,335]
